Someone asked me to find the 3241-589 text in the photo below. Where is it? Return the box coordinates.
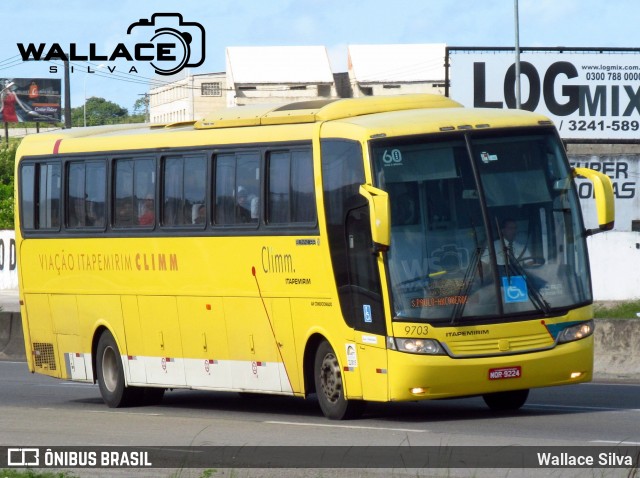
[564,120,640,131]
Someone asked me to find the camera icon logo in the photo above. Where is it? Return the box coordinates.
[127,13,205,76]
[7,448,40,466]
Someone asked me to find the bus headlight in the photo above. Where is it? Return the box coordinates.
[388,337,445,355]
[557,320,595,344]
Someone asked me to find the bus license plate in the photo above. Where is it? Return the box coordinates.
[488,366,522,380]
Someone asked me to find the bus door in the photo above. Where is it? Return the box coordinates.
[321,138,388,401]
[344,203,388,402]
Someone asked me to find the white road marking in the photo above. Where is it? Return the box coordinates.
[264,420,426,433]
[591,440,640,445]
[527,403,631,412]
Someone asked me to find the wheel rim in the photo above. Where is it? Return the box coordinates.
[101,345,119,393]
[318,352,342,404]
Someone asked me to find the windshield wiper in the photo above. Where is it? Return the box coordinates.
[451,220,483,324]
[450,245,483,325]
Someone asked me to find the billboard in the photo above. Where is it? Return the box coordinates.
[448,48,640,141]
[1,78,61,123]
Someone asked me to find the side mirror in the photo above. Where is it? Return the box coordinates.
[359,184,390,251]
[573,167,615,235]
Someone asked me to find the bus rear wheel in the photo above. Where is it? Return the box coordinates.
[314,340,364,420]
[482,389,529,411]
[96,330,139,407]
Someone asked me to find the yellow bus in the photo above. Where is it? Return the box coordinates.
[15,94,614,419]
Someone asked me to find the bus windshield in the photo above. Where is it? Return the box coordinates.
[372,130,590,324]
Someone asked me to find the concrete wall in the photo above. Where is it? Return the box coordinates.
[588,232,640,300]
[0,311,636,382]
[0,312,23,361]
[594,319,640,382]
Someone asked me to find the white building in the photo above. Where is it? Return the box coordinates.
[149,72,226,124]
[225,46,339,107]
[148,44,449,122]
[347,44,447,97]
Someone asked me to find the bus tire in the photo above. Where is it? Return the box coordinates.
[314,340,364,420]
[96,330,137,408]
[482,389,529,411]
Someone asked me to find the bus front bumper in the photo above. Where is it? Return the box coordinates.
[387,336,593,402]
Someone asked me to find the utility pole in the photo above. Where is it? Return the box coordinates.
[63,57,72,128]
[514,0,522,109]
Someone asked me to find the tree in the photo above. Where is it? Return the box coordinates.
[71,97,128,127]
[133,95,149,118]
[0,142,17,229]
[128,95,149,124]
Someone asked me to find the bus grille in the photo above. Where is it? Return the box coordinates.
[33,342,57,370]
[444,333,554,357]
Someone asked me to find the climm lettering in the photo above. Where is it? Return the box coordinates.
[261,246,295,273]
[135,253,178,271]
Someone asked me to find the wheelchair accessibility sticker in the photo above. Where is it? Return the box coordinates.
[501,276,528,303]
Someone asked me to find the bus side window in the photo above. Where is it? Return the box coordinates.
[18,160,62,231]
[162,154,206,227]
[214,154,236,225]
[114,158,155,228]
[19,164,35,230]
[66,160,106,228]
[267,151,289,223]
[267,149,315,225]
[291,150,316,223]
[38,162,61,229]
[214,152,260,226]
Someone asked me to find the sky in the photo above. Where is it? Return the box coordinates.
[3,0,640,114]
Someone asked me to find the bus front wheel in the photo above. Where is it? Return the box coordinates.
[96,330,138,407]
[314,340,364,420]
[482,389,529,411]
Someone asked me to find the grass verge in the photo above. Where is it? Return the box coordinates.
[1,471,77,478]
[593,300,640,319]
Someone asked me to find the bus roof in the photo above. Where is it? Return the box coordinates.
[321,105,554,139]
[193,94,462,128]
[16,95,554,157]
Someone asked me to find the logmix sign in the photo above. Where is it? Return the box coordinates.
[448,48,640,140]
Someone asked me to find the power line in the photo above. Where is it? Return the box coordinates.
[0,54,186,90]
[0,58,26,72]
[0,54,22,66]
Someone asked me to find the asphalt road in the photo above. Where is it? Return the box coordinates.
[1,361,639,477]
